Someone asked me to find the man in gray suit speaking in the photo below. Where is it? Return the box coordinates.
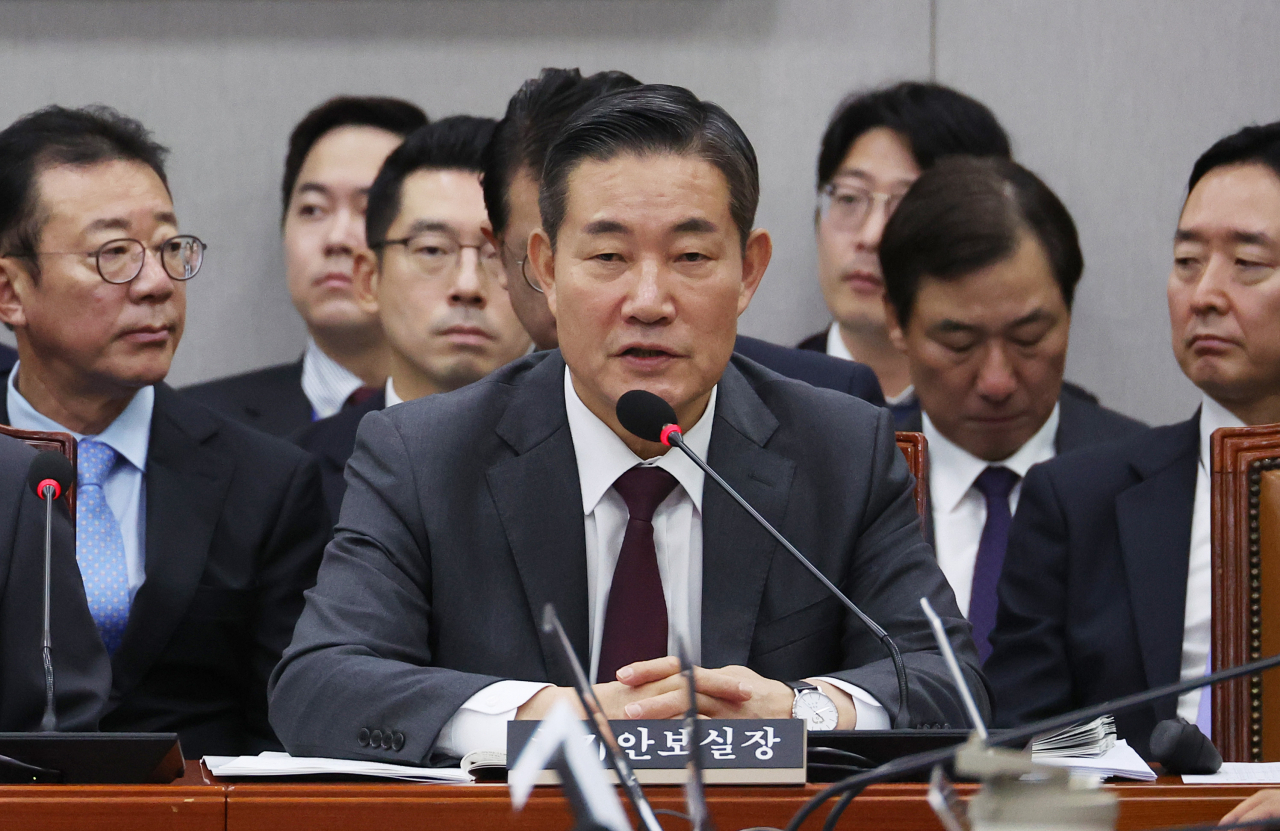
[269,85,983,765]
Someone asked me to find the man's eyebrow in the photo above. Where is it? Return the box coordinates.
[1007,309,1055,329]
[404,220,455,237]
[932,319,981,334]
[83,212,177,234]
[294,183,333,199]
[673,218,717,235]
[583,219,629,236]
[1175,228,1277,247]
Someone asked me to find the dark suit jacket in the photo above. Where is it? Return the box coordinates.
[735,335,883,405]
[0,344,16,376]
[2,382,330,756]
[901,383,1147,546]
[0,434,111,731]
[797,329,915,425]
[182,360,312,438]
[984,417,1197,758]
[269,351,987,765]
[293,390,386,521]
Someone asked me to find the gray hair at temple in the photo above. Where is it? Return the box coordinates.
[538,84,759,250]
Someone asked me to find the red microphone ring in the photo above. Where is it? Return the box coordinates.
[37,478,62,501]
[660,424,682,447]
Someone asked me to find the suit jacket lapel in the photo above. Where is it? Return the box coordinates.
[486,354,590,685]
[1115,417,1198,718]
[700,361,794,669]
[111,385,233,696]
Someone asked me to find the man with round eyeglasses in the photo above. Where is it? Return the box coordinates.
[295,116,531,520]
[801,82,1012,426]
[0,105,329,757]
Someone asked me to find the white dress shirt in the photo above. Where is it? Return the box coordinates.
[384,376,404,407]
[825,322,915,407]
[7,362,154,601]
[435,367,888,758]
[923,405,1060,615]
[300,338,366,420]
[1177,395,1245,722]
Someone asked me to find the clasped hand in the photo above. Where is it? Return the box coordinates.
[516,657,827,723]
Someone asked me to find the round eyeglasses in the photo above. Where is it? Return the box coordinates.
[39,235,207,284]
[373,233,504,281]
[503,243,543,294]
[818,184,909,232]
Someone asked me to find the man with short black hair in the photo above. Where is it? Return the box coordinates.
[802,82,1012,424]
[297,116,531,519]
[270,84,981,766]
[185,96,427,436]
[483,67,885,402]
[880,156,1144,661]
[986,121,1280,756]
[0,105,329,756]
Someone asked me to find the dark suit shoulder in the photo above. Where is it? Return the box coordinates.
[1031,417,1197,499]
[0,344,16,375]
[293,392,385,520]
[181,360,310,437]
[796,331,826,352]
[1055,388,1147,453]
[157,384,319,475]
[733,335,885,405]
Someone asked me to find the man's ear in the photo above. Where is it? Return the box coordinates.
[351,249,381,315]
[884,296,908,353]
[528,228,557,316]
[0,257,32,331]
[482,226,510,290]
[736,228,772,316]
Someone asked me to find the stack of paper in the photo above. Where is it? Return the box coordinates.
[1183,763,1280,784]
[1032,716,1117,758]
[1033,740,1156,781]
[204,751,471,783]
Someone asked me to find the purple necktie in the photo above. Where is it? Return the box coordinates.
[596,466,679,684]
[969,466,1021,663]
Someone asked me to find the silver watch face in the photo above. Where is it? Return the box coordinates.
[793,688,839,731]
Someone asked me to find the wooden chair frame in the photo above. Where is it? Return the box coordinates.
[895,431,929,519]
[1210,424,1280,761]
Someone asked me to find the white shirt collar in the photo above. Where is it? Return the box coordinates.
[563,365,714,516]
[7,360,153,471]
[825,321,855,361]
[300,338,365,419]
[385,376,404,407]
[923,403,1061,513]
[1199,393,1246,473]
[826,322,914,405]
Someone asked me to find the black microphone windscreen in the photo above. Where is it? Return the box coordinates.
[27,450,75,498]
[1149,717,1222,775]
[616,390,678,443]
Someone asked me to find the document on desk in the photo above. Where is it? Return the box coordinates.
[1182,763,1280,784]
[1033,739,1157,781]
[204,751,471,783]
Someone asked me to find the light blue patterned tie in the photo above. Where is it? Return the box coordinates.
[76,439,130,655]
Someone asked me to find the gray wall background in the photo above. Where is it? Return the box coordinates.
[1,0,1276,425]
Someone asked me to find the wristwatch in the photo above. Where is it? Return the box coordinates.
[786,680,839,731]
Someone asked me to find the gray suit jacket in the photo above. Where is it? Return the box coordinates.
[0,434,111,731]
[269,351,986,765]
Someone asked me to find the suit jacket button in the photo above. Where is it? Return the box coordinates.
[370,729,383,747]
[381,732,393,749]
[392,732,405,751]
[357,728,370,746]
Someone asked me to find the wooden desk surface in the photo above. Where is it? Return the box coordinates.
[0,759,224,831]
[0,761,1267,831]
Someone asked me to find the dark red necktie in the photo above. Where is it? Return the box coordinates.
[344,386,380,409]
[596,466,679,683]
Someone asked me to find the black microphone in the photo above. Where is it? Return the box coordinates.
[616,389,913,729]
[27,451,75,733]
[1149,717,1222,775]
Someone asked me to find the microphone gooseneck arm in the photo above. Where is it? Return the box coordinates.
[39,483,56,733]
[665,430,912,730]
